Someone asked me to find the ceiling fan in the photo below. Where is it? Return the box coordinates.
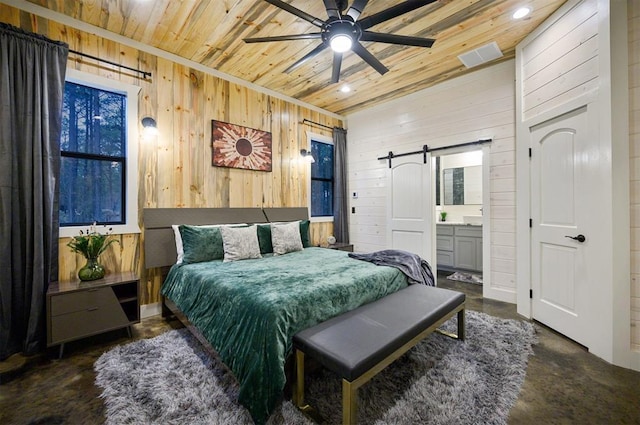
[244,0,438,83]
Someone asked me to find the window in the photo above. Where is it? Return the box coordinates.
[310,137,334,218]
[60,82,125,226]
[59,70,140,237]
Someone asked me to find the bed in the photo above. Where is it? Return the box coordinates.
[143,207,409,424]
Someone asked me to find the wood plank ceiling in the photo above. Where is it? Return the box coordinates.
[25,0,567,115]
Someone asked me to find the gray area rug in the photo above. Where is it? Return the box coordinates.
[94,311,536,425]
[447,271,483,285]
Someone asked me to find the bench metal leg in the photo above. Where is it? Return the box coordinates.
[457,308,465,341]
[293,349,323,421]
[435,305,466,340]
[293,349,305,408]
[342,379,357,425]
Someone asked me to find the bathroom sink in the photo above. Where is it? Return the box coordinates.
[463,215,483,225]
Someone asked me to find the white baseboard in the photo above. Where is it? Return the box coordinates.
[140,302,162,319]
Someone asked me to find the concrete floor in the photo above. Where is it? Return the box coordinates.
[1,275,638,424]
[439,276,640,425]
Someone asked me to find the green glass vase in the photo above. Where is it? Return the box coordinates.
[78,257,106,281]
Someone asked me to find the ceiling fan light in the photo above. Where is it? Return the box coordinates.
[330,34,352,53]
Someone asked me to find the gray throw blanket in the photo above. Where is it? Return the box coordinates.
[348,249,435,286]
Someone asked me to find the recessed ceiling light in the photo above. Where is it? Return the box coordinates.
[340,85,351,93]
[513,7,531,19]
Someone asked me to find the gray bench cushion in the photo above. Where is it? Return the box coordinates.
[293,284,465,382]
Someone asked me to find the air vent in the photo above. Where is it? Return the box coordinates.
[457,41,503,69]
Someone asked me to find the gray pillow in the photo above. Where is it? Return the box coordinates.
[220,225,262,262]
[271,221,303,255]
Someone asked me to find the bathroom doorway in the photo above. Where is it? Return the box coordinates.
[432,148,487,289]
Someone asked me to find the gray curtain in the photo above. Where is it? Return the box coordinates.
[0,23,68,360]
[332,127,349,243]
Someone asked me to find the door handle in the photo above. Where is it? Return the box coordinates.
[565,234,586,243]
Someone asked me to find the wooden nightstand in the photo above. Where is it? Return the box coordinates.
[327,242,354,252]
[47,271,140,358]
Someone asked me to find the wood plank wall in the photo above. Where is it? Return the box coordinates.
[519,0,598,121]
[347,60,517,301]
[629,0,640,351]
[0,4,341,305]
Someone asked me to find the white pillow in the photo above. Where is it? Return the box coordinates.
[172,224,185,264]
[220,225,262,262]
[271,221,303,255]
[172,223,245,264]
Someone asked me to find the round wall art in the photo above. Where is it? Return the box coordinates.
[211,120,272,172]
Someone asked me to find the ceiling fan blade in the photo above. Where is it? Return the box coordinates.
[346,0,369,21]
[323,0,341,19]
[331,52,343,83]
[244,33,322,43]
[360,31,435,48]
[264,0,325,27]
[352,42,388,75]
[283,43,329,73]
[359,0,438,30]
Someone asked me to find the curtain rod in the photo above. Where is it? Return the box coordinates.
[68,49,152,79]
[377,138,492,168]
[302,118,341,131]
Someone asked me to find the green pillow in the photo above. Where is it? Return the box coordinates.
[257,224,273,254]
[179,225,224,264]
[299,219,311,248]
[257,220,310,253]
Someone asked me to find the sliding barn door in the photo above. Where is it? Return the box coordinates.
[386,155,433,263]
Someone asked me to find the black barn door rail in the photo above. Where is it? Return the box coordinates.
[377,138,492,168]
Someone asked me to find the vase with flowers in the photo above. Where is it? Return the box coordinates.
[67,223,119,281]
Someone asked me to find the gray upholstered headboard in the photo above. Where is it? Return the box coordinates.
[143,207,309,269]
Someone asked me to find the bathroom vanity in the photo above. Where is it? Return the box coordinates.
[436,223,482,272]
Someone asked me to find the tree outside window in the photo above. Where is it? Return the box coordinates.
[310,140,334,217]
[59,82,126,226]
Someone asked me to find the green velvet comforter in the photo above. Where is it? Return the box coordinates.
[161,247,408,424]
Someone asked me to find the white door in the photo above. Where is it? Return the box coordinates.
[530,106,591,347]
[387,155,433,262]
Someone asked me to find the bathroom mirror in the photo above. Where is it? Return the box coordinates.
[443,165,482,205]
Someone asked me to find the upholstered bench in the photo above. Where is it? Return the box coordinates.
[292,284,465,425]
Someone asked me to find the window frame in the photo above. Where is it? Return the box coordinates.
[59,69,141,238]
[306,131,334,223]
